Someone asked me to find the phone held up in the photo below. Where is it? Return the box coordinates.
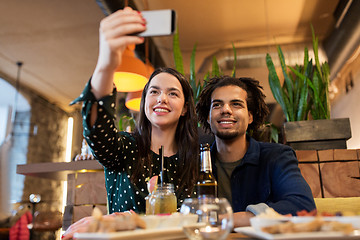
[138,9,176,37]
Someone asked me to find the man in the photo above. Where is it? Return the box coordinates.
[196,76,316,227]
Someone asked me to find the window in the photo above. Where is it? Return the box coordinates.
[0,78,30,210]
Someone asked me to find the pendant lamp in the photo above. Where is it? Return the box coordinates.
[125,62,154,111]
[113,44,149,92]
[125,90,142,111]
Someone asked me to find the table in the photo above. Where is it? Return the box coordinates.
[175,232,255,239]
[227,232,256,239]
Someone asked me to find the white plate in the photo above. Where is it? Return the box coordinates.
[250,216,360,232]
[74,227,185,240]
[140,213,198,229]
[291,216,360,228]
[235,227,360,240]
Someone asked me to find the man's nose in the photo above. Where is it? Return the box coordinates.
[221,103,232,114]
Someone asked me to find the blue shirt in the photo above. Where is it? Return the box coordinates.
[211,136,316,215]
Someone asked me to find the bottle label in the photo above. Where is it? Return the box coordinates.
[196,182,217,198]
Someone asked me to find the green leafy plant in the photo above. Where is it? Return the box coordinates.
[118,113,136,131]
[173,29,207,105]
[255,122,280,143]
[173,29,238,105]
[266,25,330,122]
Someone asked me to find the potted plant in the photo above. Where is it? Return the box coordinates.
[172,29,238,105]
[173,29,280,143]
[266,26,351,150]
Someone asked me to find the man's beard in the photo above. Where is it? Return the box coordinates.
[214,129,239,140]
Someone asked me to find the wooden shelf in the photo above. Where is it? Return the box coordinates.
[16,160,103,181]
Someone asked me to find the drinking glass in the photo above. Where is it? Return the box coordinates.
[180,197,233,240]
[146,183,177,215]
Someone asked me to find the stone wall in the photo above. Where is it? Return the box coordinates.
[0,73,84,239]
[22,95,68,210]
[17,93,80,239]
[23,96,69,240]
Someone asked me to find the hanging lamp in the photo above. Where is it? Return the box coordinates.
[123,35,155,112]
[125,90,142,111]
[113,44,149,92]
[125,61,154,111]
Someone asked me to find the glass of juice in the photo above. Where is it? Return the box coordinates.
[146,183,177,215]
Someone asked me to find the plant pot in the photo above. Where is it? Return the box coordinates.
[284,118,352,150]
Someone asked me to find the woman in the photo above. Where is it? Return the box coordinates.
[64,7,199,239]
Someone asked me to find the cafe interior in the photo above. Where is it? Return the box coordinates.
[0,0,360,239]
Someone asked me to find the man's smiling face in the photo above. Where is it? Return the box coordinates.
[208,85,253,140]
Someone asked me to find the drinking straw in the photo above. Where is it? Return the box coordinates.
[160,145,164,187]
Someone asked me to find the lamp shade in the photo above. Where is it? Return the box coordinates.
[113,45,149,92]
[125,90,142,112]
[124,62,154,112]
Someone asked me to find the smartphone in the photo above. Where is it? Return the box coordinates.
[138,9,176,37]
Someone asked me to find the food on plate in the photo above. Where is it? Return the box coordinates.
[296,209,317,216]
[86,207,146,233]
[252,208,357,235]
[297,209,358,217]
[261,217,354,235]
[83,207,197,233]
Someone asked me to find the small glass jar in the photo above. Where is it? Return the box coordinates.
[146,183,177,215]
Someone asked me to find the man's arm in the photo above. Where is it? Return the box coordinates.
[267,147,316,215]
[233,211,255,227]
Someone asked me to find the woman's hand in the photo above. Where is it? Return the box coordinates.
[62,216,94,240]
[96,7,146,72]
[91,7,146,99]
[61,212,133,240]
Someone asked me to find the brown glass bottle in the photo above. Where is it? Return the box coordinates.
[196,143,218,198]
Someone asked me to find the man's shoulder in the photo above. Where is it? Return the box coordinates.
[254,139,294,154]
[250,140,297,165]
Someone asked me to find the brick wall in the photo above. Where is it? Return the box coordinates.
[15,94,80,240]
[21,96,68,211]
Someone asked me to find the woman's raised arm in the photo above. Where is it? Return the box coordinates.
[89,7,146,126]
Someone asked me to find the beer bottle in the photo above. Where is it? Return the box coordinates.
[196,143,217,198]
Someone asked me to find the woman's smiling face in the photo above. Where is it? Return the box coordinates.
[144,72,187,130]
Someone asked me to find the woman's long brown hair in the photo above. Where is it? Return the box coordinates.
[132,67,199,195]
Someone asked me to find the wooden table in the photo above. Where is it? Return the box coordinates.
[227,232,256,239]
[175,232,255,239]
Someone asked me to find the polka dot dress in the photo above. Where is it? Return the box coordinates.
[71,80,194,214]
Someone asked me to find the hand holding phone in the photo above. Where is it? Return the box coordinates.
[138,9,176,37]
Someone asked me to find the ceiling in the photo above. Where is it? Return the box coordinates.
[0,0,358,113]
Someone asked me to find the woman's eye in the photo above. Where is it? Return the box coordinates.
[169,92,178,97]
[149,90,158,95]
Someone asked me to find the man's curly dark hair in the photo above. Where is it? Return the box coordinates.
[196,76,269,134]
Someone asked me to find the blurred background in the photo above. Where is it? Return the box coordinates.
[0,0,359,239]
